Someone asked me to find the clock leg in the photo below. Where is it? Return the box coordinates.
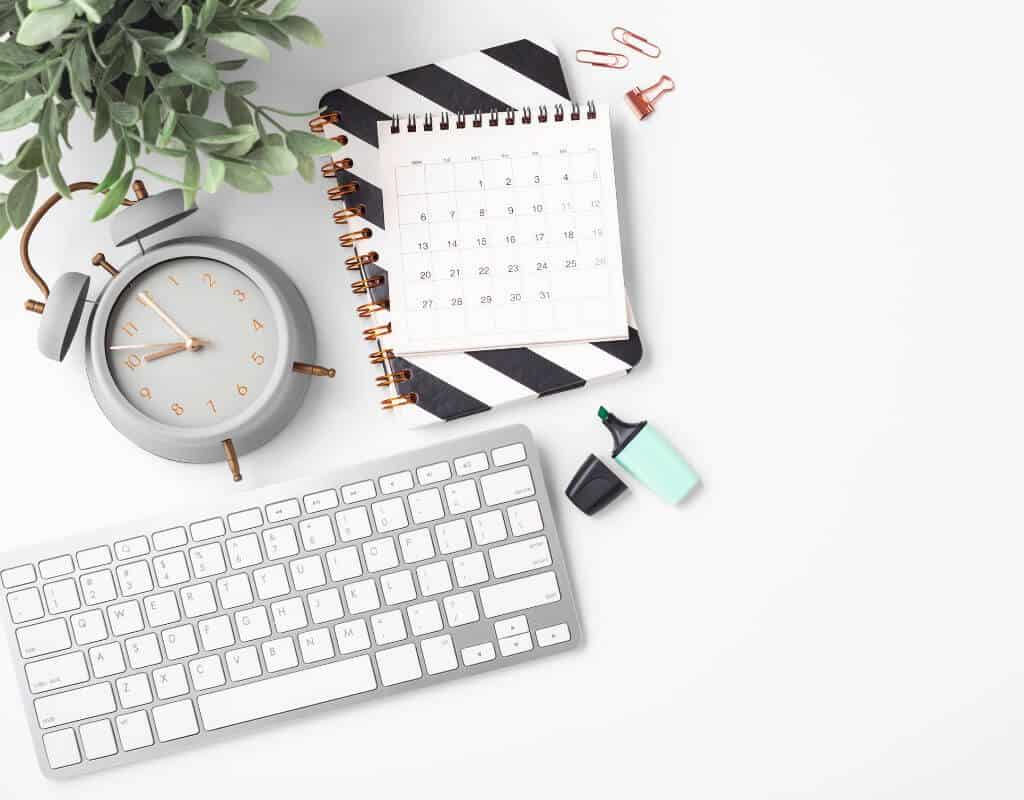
[293,362,336,378]
[223,438,242,482]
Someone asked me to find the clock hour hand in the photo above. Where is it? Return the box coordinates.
[137,292,192,342]
[143,338,206,363]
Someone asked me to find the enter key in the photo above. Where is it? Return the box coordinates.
[488,536,552,579]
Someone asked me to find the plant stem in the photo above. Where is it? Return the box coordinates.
[242,97,287,134]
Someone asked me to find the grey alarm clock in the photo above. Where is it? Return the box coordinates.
[21,180,335,481]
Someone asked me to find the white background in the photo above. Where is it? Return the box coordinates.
[1,1,1022,796]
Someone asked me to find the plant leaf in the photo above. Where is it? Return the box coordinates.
[210,32,271,61]
[203,157,225,192]
[142,93,161,142]
[197,0,218,30]
[189,87,210,116]
[125,74,146,108]
[121,0,149,25]
[93,95,110,141]
[223,161,271,193]
[0,82,24,111]
[277,16,323,47]
[198,124,257,146]
[215,59,247,71]
[0,40,38,66]
[248,144,297,176]
[269,0,300,19]
[224,91,251,126]
[70,0,101,24]
[28,0,63,10]
[109,102,140,126]
[69,42,91,90]
[0,206,10,239]
[0,94,46,132]
[177,113,230,140]
[183,149,199,207]
[6,171,37,228]
[13,137,43,170]
[225,80,258,96]
[93,170,132,221]
[16,4,76,47]
[41,103,70,197]
[166,50,223,91]
[95,139,125,193]
[157,109,177,147]
[286,129,341,157]
[237,18,290,49]
[296,153,314,182]
[163,4,192,52]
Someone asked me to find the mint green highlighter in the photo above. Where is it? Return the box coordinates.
[599,407,700,504]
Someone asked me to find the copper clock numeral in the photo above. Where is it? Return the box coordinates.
[207,400,217,415]
[233,289,247,303]
[251,352,265,366]
[168,276,180,287]
[252,319,264,331]
[135,290,153,307]
[171,403,184,416]
[121,321,138,337]
[237,384,248,396]
[125,354,142,370]
[140,387,152,400]
[202,273,217,288]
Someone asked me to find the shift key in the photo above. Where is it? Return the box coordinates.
[35,682,115,728]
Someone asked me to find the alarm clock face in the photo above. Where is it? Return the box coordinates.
[105,257,279,428]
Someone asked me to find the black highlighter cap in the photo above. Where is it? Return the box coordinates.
[565,454,628,515]
[598,406,647,457]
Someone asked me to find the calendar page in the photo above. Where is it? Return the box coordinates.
[376,105,628,354]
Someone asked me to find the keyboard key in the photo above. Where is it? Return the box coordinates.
[371,497,408,533]
[235,606,272,642]
[376,643,422,685]
[116,710,154,751]
[226,646,262,682]
[380,471,414,493]
[80,569,117,605]
[89,643,126,678]
[416,461,451,485]
[326,547,362,581]
[299,516,336,550]
[153,699,199,741]
[420,634,458,675]
[189,656,226,691]
[199,656,377,730]
[299,628,335,664]
[80,719,117,760]
[308,587,345,624]
[116,561,153,596]
[43,578,81,614]
[343,579,380,615]
[266,498,301,523]
[190,518,225,542]
[480,571,560,618]
[494,615,529,639]
[491,443,526,466]
[536,623,571,647]
[341,480,376,504]
[461,642,496,666]
[363,537,399,572]
[304,489,339,514]
[415,561,452,597]
[381,570,416,605]
[162,624,199,660]
[407,600,443,636]
[25,651,89,693]
[116,673,153,708]
[335,619,371,654]
[263,525,299,560]
[290,555,327,591]
[444,479,481,515]
[216,574,253,609]
[198,616,235,651]
[163,658,204,697]
[39,555,73,579]
[454,452,488,476]
[488,535,552,579]
[115,536,150,559]
[471,510,508,546]
[7,587,43,624]
[508,500,543,536]
[480,465,535,506]
[70,609,108,645]
[270,597,307,633]
[76,547,111,570]
[399,529,434,563]
[154,552,190,588]
[499,633,533,657]
[17,618,71,658]
[180,583,217,618]
[254,564,290,600]
[227,534,263,569]
[335,507,373,542]
[35,682,116,728]
[408,488,445,524]
[43,728,81,769]
[125,633,161,669]
[443,592,479,627]
[371,609,407,646]
[262,637,298,672]
[436,519,471,554]
[152,527,187,550]
[189,543,226,578]
[228,508,263,533]
[454,552,489,587]
[1,563,35,589]
[107,601,144,636]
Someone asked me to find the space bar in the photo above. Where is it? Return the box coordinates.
[198,656,377,731]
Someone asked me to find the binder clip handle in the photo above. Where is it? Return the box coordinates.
[626,75,675,120]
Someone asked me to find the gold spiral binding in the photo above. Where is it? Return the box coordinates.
[356,300,389,318]
[308,111,339,133]
[321,157,354,178]
[381,393,417,410]
[345,251,378,269]
[362,322,392,341]
[327,182,359,200]
[375,369,411,387]
[339,228,372,247]
[351,275,384,294]
[369,348,395,365]
[333,204,366,223]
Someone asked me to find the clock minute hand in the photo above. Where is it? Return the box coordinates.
[137,293,192,342]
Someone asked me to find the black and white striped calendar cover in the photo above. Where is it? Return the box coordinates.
[315,39,643,426]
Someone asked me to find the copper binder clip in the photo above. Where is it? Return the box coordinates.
[576,49,629,69]
[611,26,661,58]
[625,75,675,120]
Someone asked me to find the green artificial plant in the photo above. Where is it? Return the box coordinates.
[0,0,341,237]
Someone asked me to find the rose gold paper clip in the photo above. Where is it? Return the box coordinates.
[576,49,630,69]
[625,75,676,120]
[611,26,661,58]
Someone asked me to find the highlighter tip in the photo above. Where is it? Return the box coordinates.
[597,406,609,420]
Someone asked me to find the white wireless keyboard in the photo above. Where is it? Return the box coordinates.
[0,425,581,777]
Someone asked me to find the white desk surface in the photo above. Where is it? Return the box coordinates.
[1,1,1022,796]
